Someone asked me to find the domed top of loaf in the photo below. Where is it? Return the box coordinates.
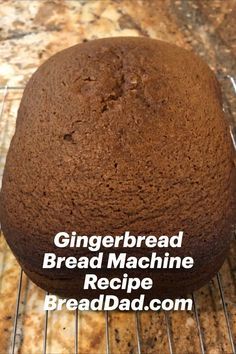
[1,37,235,254]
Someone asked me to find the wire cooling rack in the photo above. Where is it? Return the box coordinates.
[0,76,236,354]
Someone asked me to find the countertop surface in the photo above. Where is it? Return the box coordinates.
[0,1,236,353]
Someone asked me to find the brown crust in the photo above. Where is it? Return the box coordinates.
[21,246,228,301]
[0,37,235,299]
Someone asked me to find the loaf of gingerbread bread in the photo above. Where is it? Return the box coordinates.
[0,37,235,299]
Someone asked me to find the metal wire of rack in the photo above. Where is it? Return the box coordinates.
[0,76,236,354]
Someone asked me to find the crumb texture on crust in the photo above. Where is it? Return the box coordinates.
[0,37,235,297]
